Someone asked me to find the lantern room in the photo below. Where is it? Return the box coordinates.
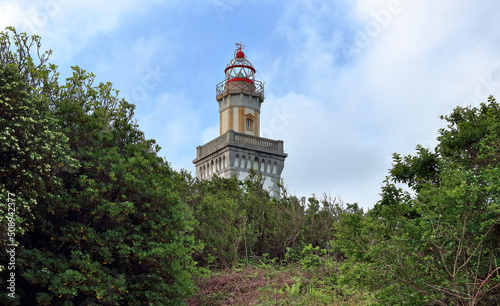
[215,42,265,137]
[225,43,256,83]
[216,43,264,99]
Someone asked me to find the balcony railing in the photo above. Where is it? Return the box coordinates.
[233,132,280,150]
[195,130,284,159]
[216,79,264,98]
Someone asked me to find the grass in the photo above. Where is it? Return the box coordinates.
[186,260,376,306]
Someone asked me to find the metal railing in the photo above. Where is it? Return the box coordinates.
[216,79,264,98]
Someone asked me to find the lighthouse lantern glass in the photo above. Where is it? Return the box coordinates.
[225,57,255,83]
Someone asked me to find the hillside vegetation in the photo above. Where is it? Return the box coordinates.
[1,28,499,305]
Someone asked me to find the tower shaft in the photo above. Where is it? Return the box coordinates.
[218,91,262,136]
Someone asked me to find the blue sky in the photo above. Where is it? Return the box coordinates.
[3,0,500,208]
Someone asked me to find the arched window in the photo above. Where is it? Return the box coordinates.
[267,161,271,173]
[234,154,239,167]
[253,157,259,170]
[273,162,277,174]
[245,113,255,131]
[260,159,265,172]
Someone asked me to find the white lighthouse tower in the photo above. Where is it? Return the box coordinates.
[193,43,287,194]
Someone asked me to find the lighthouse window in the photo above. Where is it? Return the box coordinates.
[245,114,254,131]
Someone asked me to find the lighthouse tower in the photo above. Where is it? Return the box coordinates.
[193,43,287,195]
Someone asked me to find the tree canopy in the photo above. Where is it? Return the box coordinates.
[336,97,500,305]
[0,27,197,305]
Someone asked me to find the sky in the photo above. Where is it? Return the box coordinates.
[2,0,500,209]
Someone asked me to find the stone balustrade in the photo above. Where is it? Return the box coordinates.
[196,130,284,159]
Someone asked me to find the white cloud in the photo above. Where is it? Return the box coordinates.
[258,0,500,207]
[0,0,155,64]
[0,3,25,29]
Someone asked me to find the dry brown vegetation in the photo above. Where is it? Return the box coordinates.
[187,266,299,305]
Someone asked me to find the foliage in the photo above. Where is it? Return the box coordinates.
[300,194,342,250]
[0,27,59,104]
[0,27,197,304]
[300,244,326,269]
[336,97,500,305]
[0,63,77,270]
[189,261,375,305]
[174,169,349,269]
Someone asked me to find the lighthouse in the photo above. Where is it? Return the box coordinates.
[193,43,287,195]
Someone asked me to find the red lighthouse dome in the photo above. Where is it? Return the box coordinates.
[235,50,245,58]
